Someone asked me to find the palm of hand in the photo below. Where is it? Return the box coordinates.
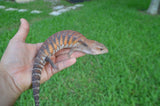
[1,41,42,91]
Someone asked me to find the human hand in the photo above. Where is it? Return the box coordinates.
[0,18,85,105]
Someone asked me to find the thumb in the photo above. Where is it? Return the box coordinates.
[13,18,30,42]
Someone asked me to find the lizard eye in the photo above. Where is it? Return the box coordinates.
[96,47,103,51]
[100,48,103,51]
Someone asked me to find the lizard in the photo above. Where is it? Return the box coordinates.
[32,30,108,106]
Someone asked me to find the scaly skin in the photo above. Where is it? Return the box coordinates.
[32,30,108,106]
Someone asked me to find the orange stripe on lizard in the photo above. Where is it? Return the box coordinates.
[48,44,53,54]
[44,49,49,55]
[68,35,73,45]
[64,35,68,46]
[53,42,57,50]
[56,37,59,46]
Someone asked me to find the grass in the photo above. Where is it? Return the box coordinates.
[0,0,160,105]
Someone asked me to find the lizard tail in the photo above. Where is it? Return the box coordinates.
[32,55,45,106]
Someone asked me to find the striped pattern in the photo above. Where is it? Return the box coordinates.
[32,30,86,106]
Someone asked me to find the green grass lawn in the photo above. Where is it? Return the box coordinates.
[0,0,160,105]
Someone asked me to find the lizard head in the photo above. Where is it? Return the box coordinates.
[76,39,108,55]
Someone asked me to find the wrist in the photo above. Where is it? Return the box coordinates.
[0,63,22,105]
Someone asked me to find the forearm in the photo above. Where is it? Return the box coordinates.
[0,64,21,106]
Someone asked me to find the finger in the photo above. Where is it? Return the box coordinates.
[13,18,30,42]
[52,58,76,74]
[55,49,85,58]
[40,58,76,84]
[56,53,70,62]
[56,52,85,62]
[70,52,85,58]
[55,49,70,56]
